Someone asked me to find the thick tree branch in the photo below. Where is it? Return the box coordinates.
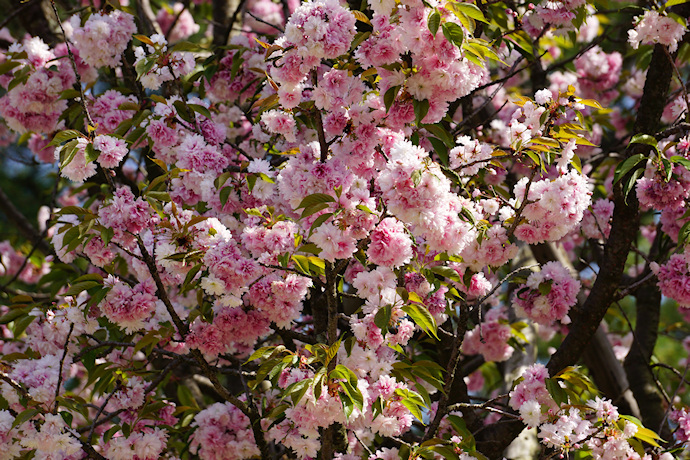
[623,283,669,436]
[547,44,673,376]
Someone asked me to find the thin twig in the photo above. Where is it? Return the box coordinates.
[659,361,690,434]
[86,383,123,443]
[0,0,39,30]
[49,0,96,133]
[53,323,75,414]
[246,10,284,33]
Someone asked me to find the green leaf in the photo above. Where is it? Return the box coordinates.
[665,0,690,8]
[171,41,205,53]
[629,134,659,151]
[84,143,99,163]
[442,22,465,47]
[545,378,569,406]
[411,169,423,187]
[134,34,154,45]
[402,303,439,340]
[12,408,40,428]
[0,307,29,325]
[429,265,461,282]
[286,378,311,406]
[428,10,441,36]
[11,315,34,338]
[64,281,101,297]
[134,330,160,355]
[429,137,450,166]
[623,167,644,205]
[450,1,488,23]
[383,85,400,112]
[414,99,430,125]
[135,56,157,79]
[245,346,280,364]
[48,130,83,147]
[296,193,336,209]
[374,305,393,333]
[538,280,553,296]
[0,60,21,76]
[301,202,331,219]
[395,388,426,423]
[671,155,690,170]
[73,274,104,284]
[59,139,81,169]
[613,153,647,185]
[177,385,200,410]
[173,100,194,123]
[678,220,690,246]
[291,255,312,275]
[620,415,664,446]
[325,338,342,366]
[188,104,212,120]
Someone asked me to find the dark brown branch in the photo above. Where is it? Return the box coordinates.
[422,302,470,442]
[547,43,673,376]
[0,186,53,256]
[136,237,270,457]
[624,283,669,437]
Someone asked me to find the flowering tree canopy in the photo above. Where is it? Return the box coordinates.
[2,0,690,458]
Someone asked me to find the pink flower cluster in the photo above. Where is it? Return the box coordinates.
[513,171,592,244]
[461,226,519,271]
[90,90,138,135]
[0,240,46,283]
[0,411,21,459]
[56,138,97,183]
[670,407,690,443]
[69,10,137,68]
[134,34,196,90]
[509,364,557,427]
[2,354,66,406]
[581,198,614,239]
[522,0,587,37]
[94,134,128,168]
[103,427,168,460]
[16,413,83,459]
[628,10,687,53]
[246,273,313,328]
[652,254,690,308]
[269,0,355,90]
[512,261,581,326]
[661,206,690,242]
[200,238,259,307]
[450,136,494,176]
[367,217,413,268]
[0,38,75,134]
[540,397,641,459]
[206,35,265,104]
[283,0,356,60]
[636,164,690,211]
[190,402,259,460]
[101,276,159,333]
[188,307,271,356]
[156,2,200,42]
[98,187,157,239]
[575,47,622,102]
[462,307,514,362]
[378,137,476,255]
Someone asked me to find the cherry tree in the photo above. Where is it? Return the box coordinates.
[0,0,690,458]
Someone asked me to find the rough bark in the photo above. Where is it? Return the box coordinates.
[547,44,672,376]
[475,44,674,460]
[624,283,668,436]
